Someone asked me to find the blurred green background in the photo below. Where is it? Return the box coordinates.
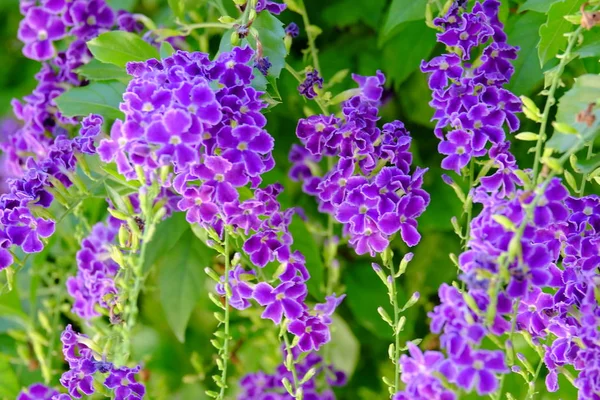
[1,0,599,398]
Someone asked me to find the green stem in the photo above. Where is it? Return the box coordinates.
[283,331,300,398]
[218,232,231,399]
[579,142,594,196]
[181,22,232,34]
[298,0,320,73]
[527,358,545,399]
[531,27,583,186]
[388,259,401,396]
[121,215,157,364]
[463,158,475,249]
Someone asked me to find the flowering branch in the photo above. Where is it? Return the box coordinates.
[531,26,587,186]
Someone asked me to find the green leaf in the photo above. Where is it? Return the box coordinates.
[106,0,136,11]
[249,12,287,78]
[55,81,125,120]
[381,0,427,40]
[288,215,324,299]
[344,262,402,338]
[538,0,585,67]
[168,0,185,20]
[0,282,28,331]
[382,20,436,88]
[0,355,19,398]
[160,41,176,59]
[519,0,556,13]
[573,29,600,58]
[77,59,131,82]
[158,229,212,342]
[557,74,600,128]
[548,74,600,152]
[87,31,160,68]
[322,0,386,30]
[328,315,360,378]
[144,212,190,274]
[506,12,548,95]
[576,153,600,173]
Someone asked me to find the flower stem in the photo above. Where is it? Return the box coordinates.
[298,0,320,73]
[579,142,594,196]
[462,158,475,249]
[388,259,401,396]
[218,232,232,399]
[531,26,583,186]
[283,330,300,398]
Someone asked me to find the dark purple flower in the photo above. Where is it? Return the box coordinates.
[254,56,271,77]
[217,124,274,177]
[439,129,473,174]
[285,22,299,37]
[421,54,463,90]
[298,70,323,100]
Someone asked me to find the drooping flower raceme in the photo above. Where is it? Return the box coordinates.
[421,0,521,175]
[0,0,143,271]
[58,325,145,399]
[238,346,346,400]
[290,71,430,256]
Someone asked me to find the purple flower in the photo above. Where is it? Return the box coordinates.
[17,384,59,400]
[69,0,115,40]
[177,185,219,225]
[285,22,299,37]
[66,221,119,319]
[421,54,463,90]
[104,366,146,400]
[18,7,66,61]
[438,129,472,174]
[288,315,330,352]
[6,208,55,253]
[147,109,200,167]
[453,348,508,395]
[253,280,307,324]
[216,265,255,310]
[437,11,493,59]
[255,56,271,76]
[217,124,274,177]
[298,70,323,100]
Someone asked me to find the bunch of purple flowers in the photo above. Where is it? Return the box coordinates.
[57,325,145,399]
[0,0,142,271]
[238,347,346,399]
[421,0,521,175]
[290,72,430,256]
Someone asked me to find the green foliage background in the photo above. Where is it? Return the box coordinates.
[1,0,599,398]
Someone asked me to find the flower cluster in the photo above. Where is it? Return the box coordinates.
[0,0,142,270]
[66,219,120,320]
[290,72,429,256]
[392,1,598,398]
[238,347,346,399]
[99,47,344,349]
[421,0,521,174]
[58,325,145,399]
[0,114,105,272]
